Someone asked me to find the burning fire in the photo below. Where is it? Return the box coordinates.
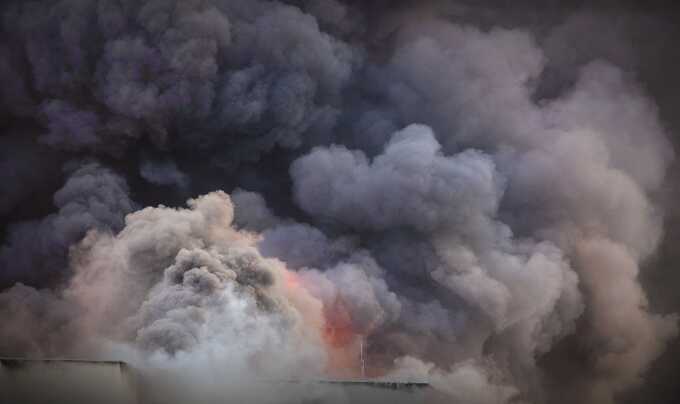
[322,297,355,348]
[281,269,364,377]
[322,296,361,377]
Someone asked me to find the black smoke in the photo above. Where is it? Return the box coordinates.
[1,1,680,403]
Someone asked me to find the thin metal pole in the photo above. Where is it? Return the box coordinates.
[360,337,365,378]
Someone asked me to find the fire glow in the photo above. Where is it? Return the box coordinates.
[281,268,364,378]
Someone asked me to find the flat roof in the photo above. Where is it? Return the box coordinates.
[0,358,429,389]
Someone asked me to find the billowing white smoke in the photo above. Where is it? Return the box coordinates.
[65,192,327,375]
[0,1,677,404]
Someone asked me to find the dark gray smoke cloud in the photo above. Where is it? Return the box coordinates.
[1,1,679,403]
[0,162,134,288]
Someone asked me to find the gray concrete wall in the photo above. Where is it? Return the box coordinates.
[0,359,137,404]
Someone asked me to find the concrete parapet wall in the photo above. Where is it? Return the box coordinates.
[0,358,137,404]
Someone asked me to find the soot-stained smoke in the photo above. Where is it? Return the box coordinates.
[1,1,680,403]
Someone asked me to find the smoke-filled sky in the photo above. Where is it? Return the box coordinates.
[1,1,680,403]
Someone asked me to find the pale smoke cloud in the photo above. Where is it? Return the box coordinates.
[259,223,354,269]
[299,252,403,336]
[3,192,329,377]
[0,1,677,404]
[389,356,519,404]
[573,238,678,403]
[291,124,503,233]
[290,121,586,396]
[0,284,81,357]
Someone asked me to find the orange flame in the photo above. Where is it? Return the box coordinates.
[280,269,365,377]
[323,297,355,347]
[321,296,362,377]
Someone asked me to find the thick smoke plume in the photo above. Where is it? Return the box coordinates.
[1,1,679,403]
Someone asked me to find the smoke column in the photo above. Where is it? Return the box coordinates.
[1,1,679,403]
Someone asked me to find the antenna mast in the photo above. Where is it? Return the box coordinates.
[360,337,366,378]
